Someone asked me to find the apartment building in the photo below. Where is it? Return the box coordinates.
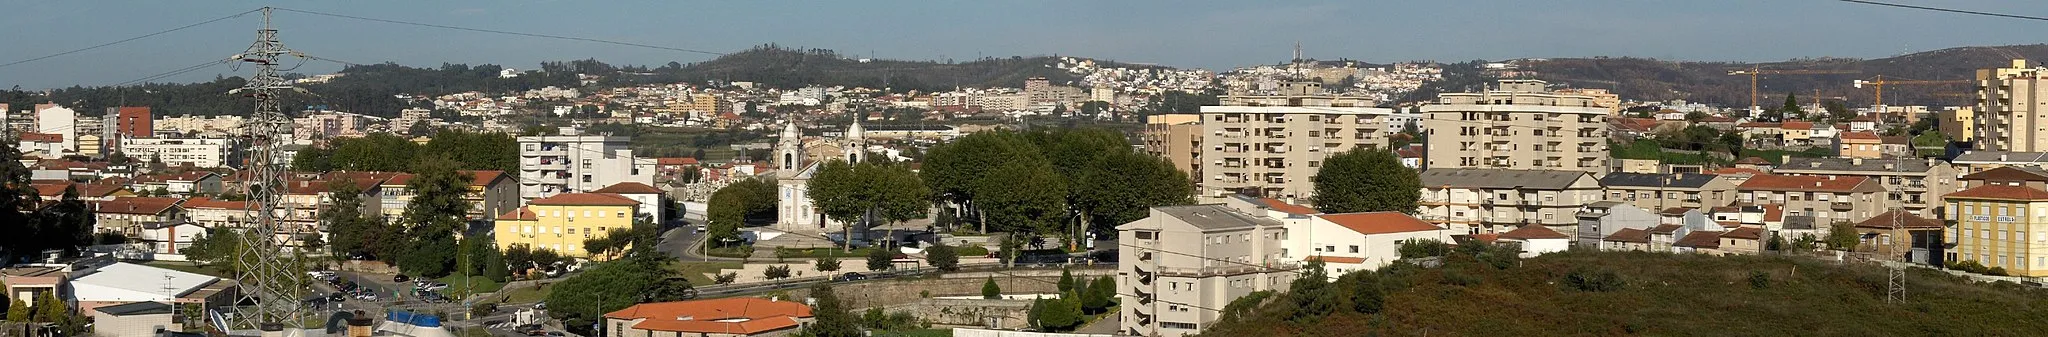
[1283,212,1454,276]
[1943,184,2048,276]
[1416,168,1602,237]
[1118,205,1297,337]
[1736,174,1887,225]
[1143,114,1202,181]
[1420,79,1609,174]
[1771,157,1956,216]
[493,193,640,258]
[118,137,235,168]
[1197,85,1391,199]
[1974,59,2048,152]
[1941,107,1976,142]
[1597,172,1738,211]
[518,127,656,200]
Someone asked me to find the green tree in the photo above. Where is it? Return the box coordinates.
[1057,268,1076,293]
[921,131,1039,232]
[31,292,62,322]
[1398,239,1451,258]
[1285,260,1335,325]
[1030,297,1083,331]
[1350,272,1384,314]
[1310,148,1421,214]
[397,156,472,278]
[809,160,929,251]
[764,265,791,280]
[407,120,434,136]
[976,154,1068,266]
[1073,150,1194,239]
[4,298,25,321]
[543,240,680,333]
[816,256,842,272]
[706,178,776,246]
[0,140,48,264]
[422,129,520,172]
[982,277,1002,299]
[1826,222,1861,251]
[926,242,959,272]
[323,178,375,257]
[866,245,894,271]
[1083,275,1116,314]
[797,284,862,337]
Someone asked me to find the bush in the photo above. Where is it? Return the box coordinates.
[982,277,1002,299]
[470,302,496,317]
[764,265,791,280]
[1749,271,1771,289]
[715,272,738,284]
[1399,239,1451,259]
[867,246,895,271]
[1350,273,1384,314]
[927,243,960,272]
[1565,267,1626,292]
[816,256,841,272]
[956,245,991,257]
[1442,270,1482,287]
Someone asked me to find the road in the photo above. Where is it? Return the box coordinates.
[657,222,748,262]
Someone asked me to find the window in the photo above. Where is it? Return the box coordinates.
[1162,322,1199,330]
[568,228,577,235]
[582,175,592,183]
[1348,245,1360,253]
[1136,231,1155,240]
[618,212,627,218]
[1325,245,1335,252]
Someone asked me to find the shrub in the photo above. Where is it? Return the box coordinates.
[1564,267,1626,292]
[1442,269,1482,287]
[927,243,960,272]
[815,256,841,272]
[956,245,991,257]
[1350,273,1384,314]
[982,277,1001,299]
[764,265,791,280]
[1399,239,1451,259]
[1988,267,2010,276]
[715,272,738,284]
[1749,271,1771,289]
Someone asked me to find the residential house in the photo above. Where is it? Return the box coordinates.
[1598,172,1737,210]
[1601,228,1653,251]
[1957,165,2048,190]
[603,298,814,337]
[1772,157,1957,217]
[1839,131,1883,158]
[137,221,207,256]
[163,171,222,195]
[1672,230,1725,255]
[1854,210,1945,265]
[1284,212,1454,276]
[1574,201,1658,248]
[1736,174,1887,225]
[181,197,250,229]
[280,178,382,244]
[1648,224,1687,252]
[1417,168,1603,237]
[92,197,185,238]
[592,181,667,222]
[1119,205,1296,337]
[1719,227,1766,255]
[1496,224,1570,257]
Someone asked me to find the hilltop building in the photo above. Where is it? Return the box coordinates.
[1420,79,1609,174]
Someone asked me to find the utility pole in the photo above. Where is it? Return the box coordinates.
[228,7,311,331]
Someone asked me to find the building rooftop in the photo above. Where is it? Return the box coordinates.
[497,206,537,221]
[1603,228,1651,243]
[529,193,640,207]
[1953,151,2048,163]
[1316,212,1441,235]
[1854,210,1944,230]
[1419,168,1590,190]
[1151,204,1282,231]
[1775,157,1935,173]
[592,182,664,194]
[1600,172,1721,189]
[1737,174,1875,193]
[1960,166,2048,182]
[1722,227,1764,240]
[93,301,174,316]
[1499,224,1569,240]
[71,262,220,302]
[605,298,813,335]
[1946,184,2048,201]
[1673,231,1723,249]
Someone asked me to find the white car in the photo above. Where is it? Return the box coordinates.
[695,225,707,233]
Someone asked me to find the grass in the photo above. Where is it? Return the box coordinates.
[436,273,504,298]
[669,261,744,285]
[499,284,551,304]
[143,261,233,278]
[1203,250,2048,336]
[775,247,879,258]
[707,245,755,258]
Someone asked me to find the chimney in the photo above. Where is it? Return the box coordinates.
[347,310,373,337]
[1851,158,1863,166]
[1780,155,1791,164]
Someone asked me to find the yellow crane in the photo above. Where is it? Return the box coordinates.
[1852,75,1972,106]
[1728,66,1860,110]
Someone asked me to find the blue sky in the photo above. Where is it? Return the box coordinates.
[4,1,2048,89]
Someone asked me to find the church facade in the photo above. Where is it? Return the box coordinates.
[773,120,865,233]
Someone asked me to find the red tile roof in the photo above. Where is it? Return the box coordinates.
[592,182,664,194]
[1722,227,1764,240]
[1673,231,1722,248]
[19,133,61,142]
[1961,166,2048,182]
[1498,225,1569,240]
[1257,198,1317,215]
[460,170,508,187]
[1306,256,1366,264]
[1648,224,1684,235]
[182,197,249,210]
[1734,157,1771,165]
[1782,121,1814,130]
[1603,228,1651,243]
[497,206,537,221]
[1316,212,1441,235]
[530,193,639,206]
[1737,174,1874,193]
[1946,184,2048,201]
[1736,122,1781,128]
[1854,210,1944,230]
[1658,207,1693,215]
[1762,204,1783,222]
[605,298,813,335]
[1467,233,1499,244]
[1840,131,1880,141]
[657,157,700,166]
[94,197,182,215]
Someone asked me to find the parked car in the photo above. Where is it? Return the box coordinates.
[392,275,410,283]
[327,292,347,303]
[694,224,707,233]
[421,283,449,292]
[835,272,868,282]
[516,324,545,336]
[533,301,547,310]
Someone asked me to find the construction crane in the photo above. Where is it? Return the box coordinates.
[1728,66,1860,110]
[1852,75,1972,107]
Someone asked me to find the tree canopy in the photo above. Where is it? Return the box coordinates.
[1310,148,1421,214]
[809,160,929,250]
[705,178,776,246]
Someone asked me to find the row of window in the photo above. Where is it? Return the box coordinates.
[1959,253,2041,270]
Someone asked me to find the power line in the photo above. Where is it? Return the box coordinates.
[1833,0,2048,21]
[113,58,237,87]
[0,8,262,70]
[269,7,727,56]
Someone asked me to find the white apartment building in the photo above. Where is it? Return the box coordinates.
[35,104,76,156]
[1283,212,1454,277]
[119,137,235,168]
[1119,205,1297,337]
[1417,168,1603,237]
[1198,84,1391,200]
[1421,79,1610,174]
[517,127,656,200]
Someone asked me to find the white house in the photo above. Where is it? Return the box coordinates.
[593,181,666,222]
[1285,212,1454,277]
[137,222,207,256]
[1496,224,1570,257]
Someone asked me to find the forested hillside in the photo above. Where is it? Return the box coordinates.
[1523,44,2048,107]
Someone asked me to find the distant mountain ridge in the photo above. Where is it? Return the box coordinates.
[1517,44,2048,108]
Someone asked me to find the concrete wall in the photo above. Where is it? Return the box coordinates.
[953,327,1111,337]
[886,298,1035,329]
[786,275,1072,309]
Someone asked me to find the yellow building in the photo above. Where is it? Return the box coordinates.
[1945,184,2048,277]
[494,192,640,259]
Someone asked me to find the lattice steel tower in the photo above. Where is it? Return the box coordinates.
[228,7,309,330]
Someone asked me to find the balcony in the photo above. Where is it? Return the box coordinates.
[1831,201,1855,211]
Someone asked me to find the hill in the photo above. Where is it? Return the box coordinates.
[651,45,1133,91]
[1521,44,2048,108]
[1201,249,2048,336]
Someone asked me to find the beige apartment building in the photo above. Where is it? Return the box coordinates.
[1197,84,1390,199]
[1145,114,1203,181]
[1119,205,1298,337]
[1597,172,1739,211]
[1975,59,2048,152]
[1941,107,1976,142]
[1416,168,1603,237]
[1420,79,1610,174]
[1771,157,1956,217]
[1736,174,1888,225]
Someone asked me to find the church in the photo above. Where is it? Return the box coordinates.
[773,119,866,234]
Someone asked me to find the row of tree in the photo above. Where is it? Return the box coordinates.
[292,129,519,173]
[917,128,1194,261]
[0,141,98,265]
